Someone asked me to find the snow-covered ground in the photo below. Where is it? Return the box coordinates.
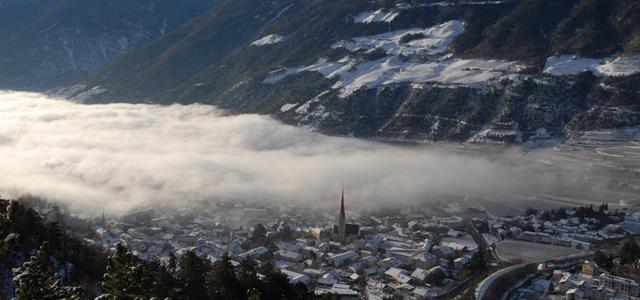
[494,240,584,262]
[251,34,285,46]
[280,103,297,112]
[263,20,522,97]
[596,55,640,76]
[333,20,465,56]
[468,128,522,144]
[544,54,640,77]
[264,56,517,97]
[354,9,399,23]
[543,55,601,76]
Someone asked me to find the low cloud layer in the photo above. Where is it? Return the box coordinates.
[0,91,536,215]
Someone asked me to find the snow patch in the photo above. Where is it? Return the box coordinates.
[467,127,522,144]
[354,9,399,23]
[264,57,516,97]
[333,20,465,56]
[262,20,521,98]
[544,54,640,77]
[280,103,297,112]
[251,34,285,46]
[334,57,516,97]
[596,55,640,77]
[543,55,602,76]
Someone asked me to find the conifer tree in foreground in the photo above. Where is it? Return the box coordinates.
[620,238,640,265]
[207,252,241,300]
[13,242,82,300]
[101,243,155,299]
[177,250,211,300]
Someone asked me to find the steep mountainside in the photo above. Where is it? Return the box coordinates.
[60,0,640,143]
[0,0,219,90]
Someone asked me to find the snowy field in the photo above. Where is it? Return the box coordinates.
[333,20,465,56]
[263,20,521,97]
[495,240,585,263]
[262,22,640,100]
[544,55,640,77]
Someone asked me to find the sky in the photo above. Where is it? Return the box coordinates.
[0,91,550,215]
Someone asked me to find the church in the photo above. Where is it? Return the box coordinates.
[332,189,360,244]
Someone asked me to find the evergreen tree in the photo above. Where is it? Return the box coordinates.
[281,225,294,241]
[46,221,63,252]
[13,242,82,300]
[620,238,640,265]
[260,263,290,300]
[237,258,261,292]
[556,208,567,220]
[5,201,46,249]
[101,243,154,299]
[177,250,210,300]
[469,251,486,272]
[149,256,178,299]
[594,250,612,270]
[525,207,537,216]
[253,224,267,241]
[259,262,310,300]
[247,288,262,300]
[168,251,178,272]
[207,252,240,300]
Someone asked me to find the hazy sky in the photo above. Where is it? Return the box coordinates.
[0,91,537,215]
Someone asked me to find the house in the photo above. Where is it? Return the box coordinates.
[303,268,323,279]
[315,284,359,300]
[309,227,331,241]
[380,257,402,269]
[317,272,338,288]
[274,249,303,262]
[282,269,310,286]
[412,253,438,269]
[328,251,359,267]
[238,246,269,260]
[384,267,412,285]
[413,286,435,300]
[410,268,428,283]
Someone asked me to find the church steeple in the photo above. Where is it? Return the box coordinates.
[332,187,359,244]
[337,188,346,244]
[340,188,345,219]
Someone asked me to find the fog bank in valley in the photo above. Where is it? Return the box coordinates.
[0,91,545,215]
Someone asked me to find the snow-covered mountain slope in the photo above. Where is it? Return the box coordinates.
[58,0,640,143]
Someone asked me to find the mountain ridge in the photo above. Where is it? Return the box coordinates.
[6,0,640,144]
[0,0,220,90]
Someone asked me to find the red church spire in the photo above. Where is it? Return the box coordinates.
[340,188,345,217]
